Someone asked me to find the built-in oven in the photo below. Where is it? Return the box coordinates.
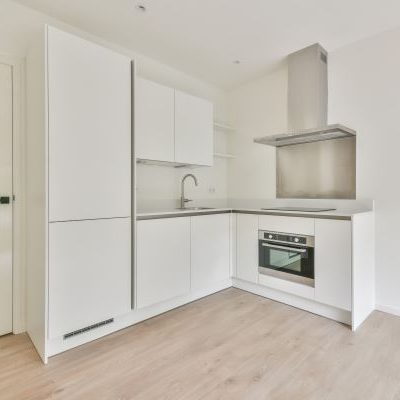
[258,230,315,287]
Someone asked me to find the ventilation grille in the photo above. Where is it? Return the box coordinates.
[63,318,114,340]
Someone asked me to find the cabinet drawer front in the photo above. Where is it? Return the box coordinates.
[258,273,315,300]
[259,215,314,235]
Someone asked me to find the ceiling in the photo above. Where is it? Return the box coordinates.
[13,0,400,88]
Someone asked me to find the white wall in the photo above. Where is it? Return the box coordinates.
[328,27,400,314]
[227,64,287,199]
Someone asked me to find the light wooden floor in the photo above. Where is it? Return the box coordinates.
[2,288,400,400]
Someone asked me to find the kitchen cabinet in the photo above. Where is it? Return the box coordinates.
[47,26,131,222]
[48,218,131,339]
[236,214,259,283]
[135,78,213,166]
[191,214,230,291]
[174,90,214,166]
[135,78,175,162]
[26,25,133,362]
[136,217,191,309]
[314,219,352,311]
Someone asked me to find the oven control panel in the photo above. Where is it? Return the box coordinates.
[264,232,306,245]
[258,230,315,247]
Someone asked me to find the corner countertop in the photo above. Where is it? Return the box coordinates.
[136,206,373,221]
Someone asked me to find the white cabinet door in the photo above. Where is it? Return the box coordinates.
[135,78,175,162]
[136,217,190,309]
[174,90,213,166]
[48,218,131,339]
[191,214,230,291]
[47,26,131,222]
[236,214,259,283]
[315,219,352,311]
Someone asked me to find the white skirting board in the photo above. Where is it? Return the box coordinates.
[46,279,232,358]
[375,304,400,317]
[232,278,352,326]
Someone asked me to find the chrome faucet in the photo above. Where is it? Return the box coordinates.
[180,174,198,209]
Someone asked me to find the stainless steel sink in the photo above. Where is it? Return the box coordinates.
[175,207,215,211]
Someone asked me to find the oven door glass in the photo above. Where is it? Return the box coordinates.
[259,241,314,279]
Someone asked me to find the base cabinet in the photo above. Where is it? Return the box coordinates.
[314,219,352,311]
[136,217,191,309]
[191,214,230,290]
[236,214,259,283]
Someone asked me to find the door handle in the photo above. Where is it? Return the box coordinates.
[0,196,10,204]
[261,242,307,253]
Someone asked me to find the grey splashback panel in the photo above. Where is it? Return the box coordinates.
[277,137,356,199]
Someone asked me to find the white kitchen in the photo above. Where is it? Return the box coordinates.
[1,1,400,399]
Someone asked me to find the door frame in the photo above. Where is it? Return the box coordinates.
[0,54,25,334]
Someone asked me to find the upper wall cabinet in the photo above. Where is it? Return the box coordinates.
[135,78,175,162]
[174,90,213,166]
[135,78,214,167]
[47,27,132,222]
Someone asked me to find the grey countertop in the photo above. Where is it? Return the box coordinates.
[136,206,373,221]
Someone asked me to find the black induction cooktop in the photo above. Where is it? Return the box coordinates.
[261,207,336,212]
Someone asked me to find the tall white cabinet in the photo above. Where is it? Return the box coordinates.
[26,26,133,362]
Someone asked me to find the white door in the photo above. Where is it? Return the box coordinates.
[135,78,175,162]
[0,63,13,336]
[47,26,131,222]
[191,214,230,290]
[174,90,213,166]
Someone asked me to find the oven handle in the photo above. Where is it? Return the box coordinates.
[261,242,307,253]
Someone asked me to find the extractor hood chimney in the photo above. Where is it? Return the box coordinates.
[254,43,355,147]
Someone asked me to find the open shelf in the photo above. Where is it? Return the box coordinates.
[213,152,236,159]
[214,122,235,133]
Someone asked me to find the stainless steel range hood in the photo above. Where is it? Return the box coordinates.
[254,43,356,147]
